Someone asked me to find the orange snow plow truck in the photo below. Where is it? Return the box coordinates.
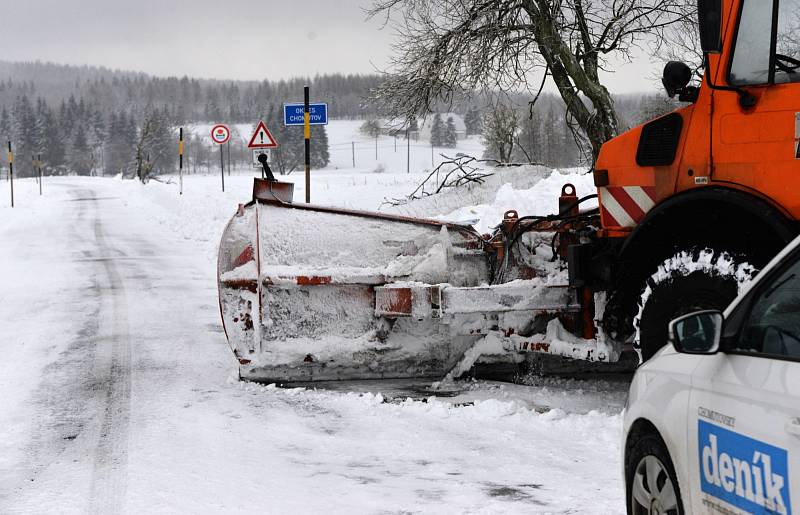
[218,0,800,382]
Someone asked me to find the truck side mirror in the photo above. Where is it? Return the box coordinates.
[668,310,723,354]
[698,0,722,54]
[662,61,692,98]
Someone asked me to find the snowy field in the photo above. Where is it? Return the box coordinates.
[0,124,626,513]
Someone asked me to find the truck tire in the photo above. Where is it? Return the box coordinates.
[636,248,755,361]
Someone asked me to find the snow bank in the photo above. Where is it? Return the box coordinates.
[392,166,596,234]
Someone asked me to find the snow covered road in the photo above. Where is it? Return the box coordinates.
[0,176,626,513]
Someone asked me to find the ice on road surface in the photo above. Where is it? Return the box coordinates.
[0,170,626,514]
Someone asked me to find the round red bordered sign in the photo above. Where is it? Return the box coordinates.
[210,124,231,144]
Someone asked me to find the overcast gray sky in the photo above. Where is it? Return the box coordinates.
[5,0,658,93]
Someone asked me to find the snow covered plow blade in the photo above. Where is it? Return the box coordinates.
[218,179,619,383]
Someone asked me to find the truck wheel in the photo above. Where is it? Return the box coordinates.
[626,433,683,515]
[636,249,755,361]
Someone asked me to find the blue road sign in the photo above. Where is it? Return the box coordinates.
[283,103,328,126]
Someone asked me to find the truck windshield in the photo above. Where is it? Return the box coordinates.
[775,0,800,83]
[730,0,800,85]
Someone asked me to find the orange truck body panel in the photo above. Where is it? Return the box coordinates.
[595,0,800,232]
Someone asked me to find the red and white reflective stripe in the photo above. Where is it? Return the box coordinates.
[599,186,657,228]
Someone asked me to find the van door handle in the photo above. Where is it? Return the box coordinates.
[786,418,800,437]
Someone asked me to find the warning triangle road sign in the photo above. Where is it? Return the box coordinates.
[247,121,279,149]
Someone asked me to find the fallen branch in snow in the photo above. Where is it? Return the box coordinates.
[382,154,496,206]
[148,175,176,185]
[382,154,546,207]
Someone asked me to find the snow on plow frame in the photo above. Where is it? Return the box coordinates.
[218,179,619,383]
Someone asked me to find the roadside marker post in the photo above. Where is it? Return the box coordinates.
[7,141,13,207]
[37,154,42,196]
[211,124,231,192]
[179,127,184,195]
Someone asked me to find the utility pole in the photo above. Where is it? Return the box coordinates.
[406,129,410,174]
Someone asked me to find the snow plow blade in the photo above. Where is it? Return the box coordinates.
[218,179,619,383]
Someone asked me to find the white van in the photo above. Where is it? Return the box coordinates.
[622,238,800,514]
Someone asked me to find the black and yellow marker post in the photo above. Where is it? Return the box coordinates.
[37,154,42,196]
[179,127,184,195]
[304,85,310,203]
[7,141,13,208]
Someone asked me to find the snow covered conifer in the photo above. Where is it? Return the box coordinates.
[311,124,329,168]
[0,108,10,143]
[430,113,443,147]
[36,99,65,173]
[443,116,457,148]
[12,95,37,176]
[68,129,92,175]
[464,108,482,136]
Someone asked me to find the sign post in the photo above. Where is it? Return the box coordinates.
[304,86,310,203]
[220,144,225,192]
[7,141,13,208]
[211,124,231,192]
[283,94,328,203]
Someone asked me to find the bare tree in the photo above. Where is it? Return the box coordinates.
[482,103,518,163]
[656,6,702,78]
[369,0,691,162]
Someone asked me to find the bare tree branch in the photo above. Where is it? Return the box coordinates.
[369,0,693,161]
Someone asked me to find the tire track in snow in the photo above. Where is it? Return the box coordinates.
[0,188,132,513]
[86,197,133,515]
[0,188,98,509]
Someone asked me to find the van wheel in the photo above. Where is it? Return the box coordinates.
[636,248,754,362]
[626,433,683,515]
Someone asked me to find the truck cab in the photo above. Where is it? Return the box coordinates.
[592,0,800,360]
